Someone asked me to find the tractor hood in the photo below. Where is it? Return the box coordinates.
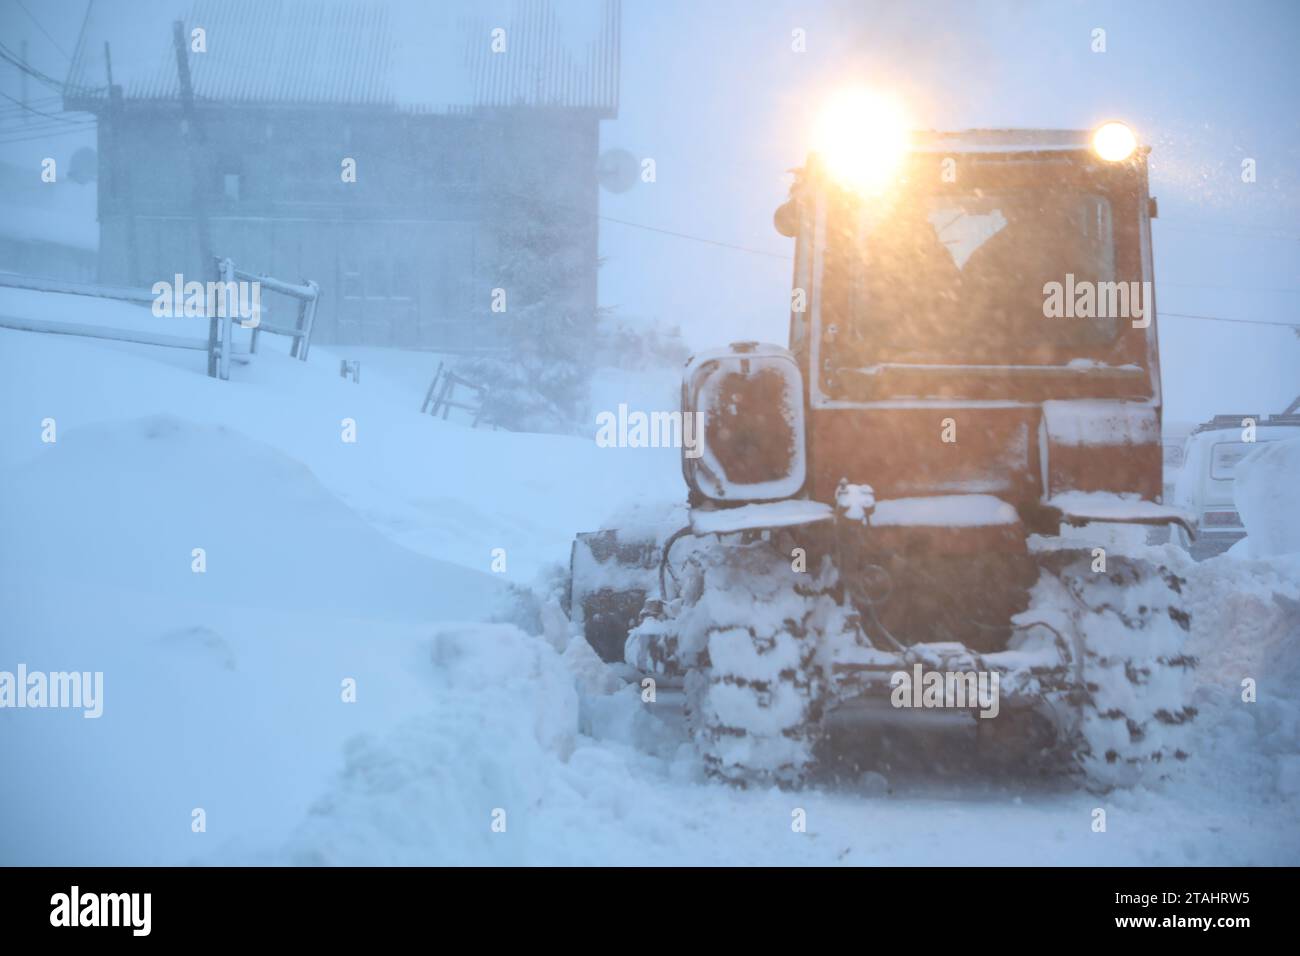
[807,397,1163,516]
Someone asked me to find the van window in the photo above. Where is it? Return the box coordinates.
[1210,441,1253,480]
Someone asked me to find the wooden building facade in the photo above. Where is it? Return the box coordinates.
[64,0,620,349]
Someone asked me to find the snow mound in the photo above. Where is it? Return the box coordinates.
[0,414,512,865]
[1234,438,1300,558]
[1185,553,1300,800]
[280,625,580,865]
[0,414,507,621]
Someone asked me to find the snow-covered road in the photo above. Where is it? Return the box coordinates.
[1,301,1297,865]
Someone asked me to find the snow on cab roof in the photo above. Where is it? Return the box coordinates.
[911,129,1104,153]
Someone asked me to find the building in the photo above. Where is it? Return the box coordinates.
[64,0,620,349]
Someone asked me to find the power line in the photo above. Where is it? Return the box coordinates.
[0,42,104,97]
[594,209,1300,265]
[0,44,67,93]
[0,89,85,122]
[1160,280,1300,295]
[14,0,73,62]
[0,118,87,134]
[0,120,96,145]
[598,214,792,260]
[0,104,69,123]
[489,178,793,262]
[595,212,1297,326]
[0,93,64,110]
[1161,216,1299,238]
[0,121,96,141]
[1159,221,1300,243]
[0,114,95,133]
[1162,311,1300,330]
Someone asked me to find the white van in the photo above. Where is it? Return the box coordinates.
[1171,414,1300,558]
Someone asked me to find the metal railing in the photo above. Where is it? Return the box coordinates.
[213,258,319,379]
[0,260,319,381]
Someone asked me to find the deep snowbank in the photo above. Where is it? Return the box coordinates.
[0,308,680,586]
[1184,552,1300,801]
[0,412,510,864]
[277,625,583,865]
[1234,438,1300,558]
[0,414,506,619]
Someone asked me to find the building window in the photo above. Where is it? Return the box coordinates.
[341,266,363,300]
[393,260,416,301]
[340,257,418,303]
[365,256,391,298]
[223,173,241,201]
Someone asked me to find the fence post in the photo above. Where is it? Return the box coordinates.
[297,280,319,361]
[290,298,307,359]
[218,257,235,381]
[421,362,444,414]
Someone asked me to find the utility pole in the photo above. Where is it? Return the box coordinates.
[20,40,28,124]
[104,42,139,285]
[171,20,218,375]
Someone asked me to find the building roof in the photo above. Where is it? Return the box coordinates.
[65,0,619,116]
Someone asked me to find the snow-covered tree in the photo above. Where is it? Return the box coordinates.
[460,172,603,433]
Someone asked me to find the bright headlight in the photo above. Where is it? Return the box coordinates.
[812,89,911,195]
[1092,121,1137,162]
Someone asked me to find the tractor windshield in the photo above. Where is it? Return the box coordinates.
[820,183,1134,371]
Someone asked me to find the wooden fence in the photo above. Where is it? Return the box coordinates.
[0,259,319,381]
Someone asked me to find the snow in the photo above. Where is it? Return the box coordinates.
[1,290,1299,864]
[834,481,876,522]
[1041,399,1159,446]
[1233,439,1300,558]
[1066,358,1142,371]
[690,499,832,535]
[1182,552,1300,803]
[0,286,210,340]
[3,414,508,620]
[1046,490,1192,525]
[871,494,1019,527]
[0,200,98,251]
[0,292,678,586]
[0,162,98,251]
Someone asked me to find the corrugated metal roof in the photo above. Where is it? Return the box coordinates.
[65,0,619,115]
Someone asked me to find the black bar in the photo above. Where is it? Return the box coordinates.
[0,867,1285,942]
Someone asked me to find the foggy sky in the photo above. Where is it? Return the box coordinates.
[601,0,1300,423]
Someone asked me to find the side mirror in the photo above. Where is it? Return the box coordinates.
[682,343,806,503]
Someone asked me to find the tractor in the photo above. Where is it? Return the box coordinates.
[569,101,1196,789]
